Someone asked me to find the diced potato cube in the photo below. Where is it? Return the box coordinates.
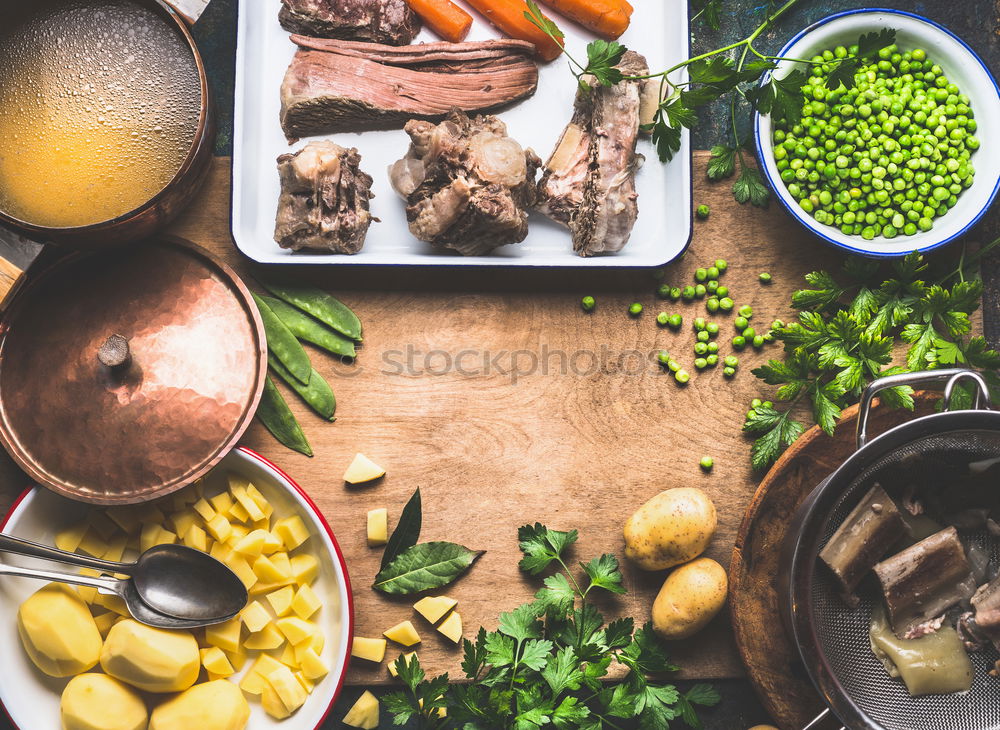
[278,642,298,669]
[295,671,315,694]
[387,652,416,678]
[209,491,233,515]
[232,529,268,557]
[192,498,215,521]
[205,514,232,543]
[262,531,284,554]
[366,509,388,547]
[106,507,143,535]
[249,579,291,597]
[204,617,242,654]
[261,685,290,720]
[343,453,385,484]
[224,645,247,672]
[102,535,128,563]
[169,510,198,540]
[243,623,285,651]
[208,542,231,563]
[275,617,317,646]
[78,531,109,559]
[240,601,272,634]
[291,583,321,620]
[240,654,283,695]
[437,611,462,643]
[342,690,379,729]
[183,525,208,552]
[230,484,266,523]
[266,586,295,617]
[226,523,249,547]
[265,664,309,716]
[93,592,130,617]
[87,510,120,541]
[93,611,118,639]
[293,632,325,663]
[413,596,457,625]
[297,647,329,680]
[200,646,235,677]
[350,637,386,663]
[290,554,318,585]
[246,484,274,518]
[55,523,90,553]
[222,554,257,590]
[274,516,310,551]
[383,620,420,647]
[253,554,292,584]
[228,501,250,524]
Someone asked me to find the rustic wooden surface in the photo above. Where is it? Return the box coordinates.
[0,152,984,692]
[729,393,939,730]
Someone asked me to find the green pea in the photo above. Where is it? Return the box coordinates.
[724,355,739,368]
[629,302,643,317]
[656,311,669,326]
[694,357,708,370]
[696,331,710,343]
[695,268,708,282]
[706,322,720,336]
[581,296,596,312]
[723,366,736,378]
[693,317,706,331]
[760,272,772,284]
[694,342,709,356]
[738,305,753,318]
[657,350,671,365]
[734,316,749,331]
[719,297,734,311]
[732,336,746,350]
[675,369,690,384]
[706,298,720,313]
[696,204,711,220]
[668,314,683,329]
[706,354,719,366]
[699,456,714,471]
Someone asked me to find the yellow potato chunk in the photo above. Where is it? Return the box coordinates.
[227,524,250,546]
[384,620,420,646]
[228,500,250,525]
[262,530,284,554]
[290,554,319,585]
[101,619,200,693]
[92,591,130,617]
[102,535,129,563]
[437,611,463,643]
[274,515,310,550]
[55,523,89,553]
[246,484,274,519]
[276,616,318,646]
[243,623,285,651]
[205,514,232,543]
[266,586,295,617]
[183,524,208,552]
[342,690,379,729]
[88,511,121,540]
[292,583,322,620]
[78,531,109,559]
[297,646,329,680]
[61,673,147,730]
[387,652,416,678]
[279,642,298,669]
[231,484,266,523]
[223,553,258,590]
[413,596,457,625]
[200,646,235,677]
[344,453,385,484]
[264,664,308,717]
[367,508,388,547]
[106,507,143,535]
[17,583,102,677]
[351,637,387,663]
[253,554,292,584]
[209,491,234,515]
[93,611,118,639]
[169,509,198,540]
[225,644,248,672]
[149,680,249,730]
[232,529,269,557]
[192,498,216,521]
[240,654,284,695]
[241,600,272,634]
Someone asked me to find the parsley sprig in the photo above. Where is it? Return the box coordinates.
[384,523,721,729]
[524,0,896,205]
[745,250,1000,470]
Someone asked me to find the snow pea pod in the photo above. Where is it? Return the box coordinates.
[252,292,312,385]
[258,295,356,359]
[265,283,362,342]
[257,376,312,457]
[268,354,336,421]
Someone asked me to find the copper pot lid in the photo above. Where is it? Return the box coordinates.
[0,236,266,504]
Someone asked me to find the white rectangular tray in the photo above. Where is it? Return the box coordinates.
[231,0,691,267]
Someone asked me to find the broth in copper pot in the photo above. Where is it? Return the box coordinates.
[0,0,202,229]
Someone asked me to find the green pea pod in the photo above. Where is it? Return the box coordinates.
[257,376,313,457]
[251,292,312,385]
[258,295,356,359]
[268,354,336,421]
[265,283,362,342]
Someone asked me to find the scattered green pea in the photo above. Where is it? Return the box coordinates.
[629,302,643,317]
[668,314,683,329]
[682,286,696,301]
[696,330,710,343]
[671,287,682,300]
[657,350,671,365]
[743,326,757,339]
[656,284,671,299]
[699,456,714,471]
[707,266,720,280]
[693,317,706,331]
[717,286,729,297]
[719,297,734,311]
[753,334,766,348]
[759,272,772,284]
[581,296,595,312]
[694,284,707,298]
[706,354,719,366]
[706,297,720,313]
[715,259,728,272]
[694,357,709,370]
[695,268,708,282]
[656,312,670,326]
[668,359,681,372]
[738,305,753,318]
[675,369,690,384]
[694,342,709,355]
[706,280,719,294]
[734,316,749,331]
[724,355,739,368]
[707,342,719,354]
[706,322,720,336]
[732,336,746,350]
[696,204,711,220]
[751,398,763,409]
[723,366,736,378]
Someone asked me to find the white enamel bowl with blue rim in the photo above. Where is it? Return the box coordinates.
[754,9,1000,258]
[0,447,354,730]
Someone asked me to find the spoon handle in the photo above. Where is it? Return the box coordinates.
[0,560,124,594]
[0,532,132,574]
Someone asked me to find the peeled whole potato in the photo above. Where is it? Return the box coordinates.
[61,673,147,730]
[100,619,200,693]
[651,557,728,640]
[624,488,717,571]
[17,583,102,677]
[149,680,250,730]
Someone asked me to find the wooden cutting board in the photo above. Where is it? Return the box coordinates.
[0,152,982,691]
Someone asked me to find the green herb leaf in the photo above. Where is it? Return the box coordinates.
[582,553,626,594]
[499,603,545,643]
[584,40,626,86]
[523,0,563,40]
[732,165,769,207]
[707,145,737,180]
[518,523,578,574]
[744,406,806,470]
[542,646,584,695]
[373,541,483,594]
[534,572,576,615]
[380,488,421,570]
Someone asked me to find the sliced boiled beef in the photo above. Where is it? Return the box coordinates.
[279,0,420,45]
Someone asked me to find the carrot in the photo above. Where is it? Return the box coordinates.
[407,0,473,42]
[463,0,564,61]
[536,0,632,40]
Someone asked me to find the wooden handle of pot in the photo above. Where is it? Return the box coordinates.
[161,0,211,25]
[0,255,25,312]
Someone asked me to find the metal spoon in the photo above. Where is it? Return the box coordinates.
[0,533,247,625]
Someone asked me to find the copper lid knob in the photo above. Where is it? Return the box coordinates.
[97,334,132,370]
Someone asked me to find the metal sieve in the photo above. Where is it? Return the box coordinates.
[781,368,1000,730]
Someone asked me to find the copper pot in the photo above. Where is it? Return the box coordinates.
[0,0,215,249]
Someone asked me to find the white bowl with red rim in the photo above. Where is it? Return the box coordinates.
[0,447,353,730]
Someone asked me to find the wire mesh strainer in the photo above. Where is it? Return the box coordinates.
[781,369,1000,730]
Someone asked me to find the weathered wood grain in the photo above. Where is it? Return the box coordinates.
[0,152,982,693]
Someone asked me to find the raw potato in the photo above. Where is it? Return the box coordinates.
[413,596,457,624]
[61,673,147,730]
[100,619,200,693]
[149,680,250,730]
[344,453,385,484]
[367,508,388,546]
[343,690,379,729]
[437,611,462,643]
[624,488,717,571]
[651,558,728,640]
[17,583,102,677]
[384,620,421,646]
[351,637,387,663]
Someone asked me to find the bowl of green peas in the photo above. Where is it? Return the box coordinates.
[754,9,1000,257]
